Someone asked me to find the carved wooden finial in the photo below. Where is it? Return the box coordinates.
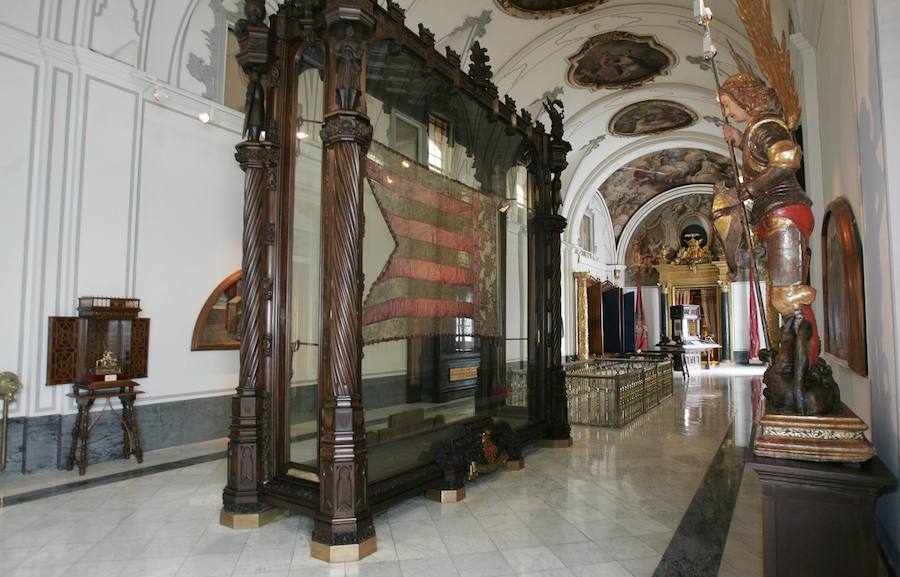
[418,23,435,46]
[445,47,461,68]
[386,0,406,22]
[519,108,533,127]
[504,95,517,111]
[468,41,492,83]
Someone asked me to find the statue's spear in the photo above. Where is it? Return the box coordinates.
[693,0,771,350]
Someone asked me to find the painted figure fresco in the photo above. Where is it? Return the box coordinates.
[567,32,675,90]
[598,148,732,239]
[609,100,698,137]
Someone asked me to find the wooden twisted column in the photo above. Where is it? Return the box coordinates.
[311,1,376,563]
[222,141,279,526]
[221,0,277,529]
[536,212,572,445]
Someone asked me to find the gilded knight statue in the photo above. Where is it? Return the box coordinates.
[715,0,841,415]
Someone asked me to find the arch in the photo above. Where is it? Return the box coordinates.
[614,183,715,264]
[562,132,729,259]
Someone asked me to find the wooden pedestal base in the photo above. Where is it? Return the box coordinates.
[219,507,282,529]
[310,536,377,563]
[427,487,466,503]
[505,459,525,471]
[538,438,573,449]
[755,403,876,463]
[748,446,896,577]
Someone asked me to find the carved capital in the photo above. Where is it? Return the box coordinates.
[321,113,373,150]
[235,141,280,168]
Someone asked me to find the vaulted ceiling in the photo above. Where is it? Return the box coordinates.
[63,0,791,264]
[390,0,789,262]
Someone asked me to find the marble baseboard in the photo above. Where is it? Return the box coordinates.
[734,350,751,365]
[1,395,232,476]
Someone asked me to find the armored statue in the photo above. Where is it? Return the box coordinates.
[716,0,840,415]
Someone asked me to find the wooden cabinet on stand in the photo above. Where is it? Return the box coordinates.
[47,297,150,474]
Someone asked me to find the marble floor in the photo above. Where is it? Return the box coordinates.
[0,367,765,577]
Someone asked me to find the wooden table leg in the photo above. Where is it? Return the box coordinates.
[77,398,95,475]
[119,395,144,463]
[66,401,85,471]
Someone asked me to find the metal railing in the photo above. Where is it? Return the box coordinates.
[504,357,673,428]
[565,357,673,428]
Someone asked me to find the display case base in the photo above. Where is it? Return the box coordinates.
[219,506,282,529]
[311,536,377,563]
[538,437,573,449]
[754,403,876,463]
[505,459,525,471]
[427,487,466,503]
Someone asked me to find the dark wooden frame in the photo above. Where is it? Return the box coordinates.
[222,0,572,553]
[821,197,867,376]
[191,270,242,351]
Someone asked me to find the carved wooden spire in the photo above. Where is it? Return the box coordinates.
[468,41,497,96]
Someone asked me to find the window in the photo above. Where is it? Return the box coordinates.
[393,116,422,161]
[428,115,450,174]
[580,214,593,252]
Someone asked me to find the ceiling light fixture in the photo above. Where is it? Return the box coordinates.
[198,111,211,124]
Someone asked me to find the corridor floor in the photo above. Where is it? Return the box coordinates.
[0,367,764,577]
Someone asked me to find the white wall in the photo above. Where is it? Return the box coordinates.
[792,0,900,563]
[0,4,247,418]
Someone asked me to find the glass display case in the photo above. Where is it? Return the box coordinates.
[221,0,572,560]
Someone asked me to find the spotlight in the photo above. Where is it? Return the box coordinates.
[198,111,211,124]
[499,202,510,214]
[401,160,411,168]
[296,130,309,140]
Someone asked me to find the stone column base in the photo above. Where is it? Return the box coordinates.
[505,459,525,471]
[219,506,282,529]
[311,536,377,563]
[426,487,466,503]
[538,438,573,449]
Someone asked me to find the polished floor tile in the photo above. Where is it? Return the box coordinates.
[0,368,766,577]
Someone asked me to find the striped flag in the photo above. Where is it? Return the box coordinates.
[362,142,501,345]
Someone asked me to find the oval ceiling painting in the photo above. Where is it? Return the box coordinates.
[496,0,608,18]
[609,100,698,137]
[567,32,676,91]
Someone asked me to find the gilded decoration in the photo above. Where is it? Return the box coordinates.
[566,32,676,91]
[496,0,608,19]
[609,100,698,137]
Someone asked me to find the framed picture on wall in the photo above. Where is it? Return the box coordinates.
[821,198,867,376]
[191,271,242,351]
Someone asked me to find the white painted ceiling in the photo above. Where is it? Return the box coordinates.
[64,0,791,261]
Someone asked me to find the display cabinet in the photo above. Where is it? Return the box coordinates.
[221,0,572,561]
[47,297,150,474]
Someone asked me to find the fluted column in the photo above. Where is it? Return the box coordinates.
[574,272,590,360]
[311,0,376,562]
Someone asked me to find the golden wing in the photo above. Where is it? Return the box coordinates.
[735,0,801,130]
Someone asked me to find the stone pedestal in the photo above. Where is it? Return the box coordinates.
[748,447,896,577]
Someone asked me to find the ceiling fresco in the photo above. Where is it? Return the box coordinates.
[609,99,698,137]
[566,32,676,91]
[598,148,733,240]
[495,0,609,19]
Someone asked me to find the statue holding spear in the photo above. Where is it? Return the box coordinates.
[694,0,841,416]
